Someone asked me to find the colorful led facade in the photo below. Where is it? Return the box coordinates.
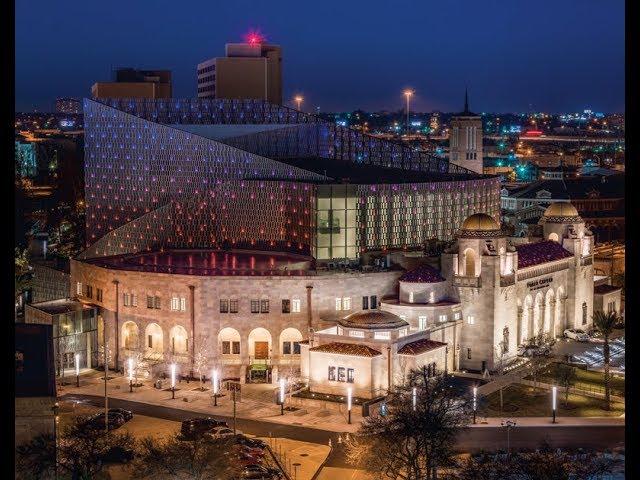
[83,98,500,261]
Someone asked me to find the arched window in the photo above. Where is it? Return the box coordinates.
[582,302,587,325]
[464,248,477,277]
[548,232,559,242]
[502,327,509,354]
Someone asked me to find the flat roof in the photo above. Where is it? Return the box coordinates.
[28,299,92,315]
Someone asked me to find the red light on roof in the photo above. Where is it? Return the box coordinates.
[245,30,265,45]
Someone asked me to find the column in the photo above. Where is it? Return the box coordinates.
[527,306,534,343]
[559,296,567,331]
[516,307,523,346]
[112,280,120,371]
[189,285,195,377]
[549,299,556,339]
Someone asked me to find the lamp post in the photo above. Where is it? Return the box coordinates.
[128,357,134,393]
[412,387,417,411]
[552,386,557,423]
[170,363,176,399]
[473,386,477,424]
[347,387,352,424]
[279,378,286,415]
[403,89,413,132]
[75,353,80,387]
[500,420,516,455]
[294,95,303,112]
[212,368,219,406]
[52,402,59,479]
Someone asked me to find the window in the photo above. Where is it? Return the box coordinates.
[251,300,260,314]
[222,341,231,354]
[362,296,369,310]
[582,302,587,325]
[374,331,390,340]
[418,316,427,330]
[132,294,138,307]
[147,296,154,309]
[502,327,509,354]
[96,289,103,302]
[347,368,354,383]
[282,341,291,355]
[607,301,616,313]
[335,298,342,311]
[148,335,153,348]
[328,366,336,381]
[232,341,240,354]
[467,348,472,360]
[454,312,461,320]
[171,297,186,311]
[230,300,238,313]
[220,299,229,313]
[467,315,475,325]
[398,328,408,338]
[370,296,377,309]
[343,297,352,310]
[260,299,269,313]
[181,297,186,311]
[338,367,346,382]
[76,282,82,296]
[85,285,93,299]
[222,341,240,354]
[293,341,301,354]
[438,314,447,323]
[282,299,291,314]
[349,330,365,338]
[292,299,301,313]
[123,293,130,306]
[153,296,161,309]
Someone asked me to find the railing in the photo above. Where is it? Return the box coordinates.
[500,273,516,287]
[454,275,482,288]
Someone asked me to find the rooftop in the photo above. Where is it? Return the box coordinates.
[515,241,574,269]
[338,310,408,330]
[309,342,382,357]
[397,338,448,355]
[28,299,93,316]
[399,264,445,283]
[594,284,622,295]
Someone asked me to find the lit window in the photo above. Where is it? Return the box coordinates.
[454,312,461,320]
[171,297,184,311]
[131,294,138,307]
[467,316,475,325]
[343,297,352,310]
[220,299,229,313]
[347,368,354,383]
[338,367,346,382]
[230,300,238,313]
[438,314,447,323]
[398,328,408,338]
[328,366,336,381]
[260,299,269,313]
[335,298,342,311]
[251,300,260,313]
[337,326,344,336]
[180,297,186,311]
[374,331,390,340]
[76,282,82,296]
[349,330,365,338]
[292,299,301,313]
[418,316,427,330]
[123,293,130,307]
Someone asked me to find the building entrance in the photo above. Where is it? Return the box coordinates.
[254,341,269,359]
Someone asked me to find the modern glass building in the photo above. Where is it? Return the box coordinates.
[82,98,500,261]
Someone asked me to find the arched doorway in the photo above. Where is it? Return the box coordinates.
[248,328,272,361]
[522,295,533,343]
[170,325,189,355]
[533,292,544,339]
[144,323,163,355]
[279,327,303,358]
[544,289,555,335]
[464,248,477,277]
[218,327,241,356]
[555,287,565,335]
[122,321,139,350]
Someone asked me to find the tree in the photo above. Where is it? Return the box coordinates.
[191,335,212,391]
[554,364,577,404]
[592,310,620,410]
[345,367,471,480]
[15,248,32,319]
[16,417,136,480]
[527,355,547,391]
[131,433,242,480]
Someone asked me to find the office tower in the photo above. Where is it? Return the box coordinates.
[91,68,172,100]
[449,91,483,174]
[197,40,282,104]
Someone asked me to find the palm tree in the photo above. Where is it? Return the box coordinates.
[591,310,620,410]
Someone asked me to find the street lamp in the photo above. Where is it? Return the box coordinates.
[347,387,353,424]
[294,95,303,112]
[500,420,517,455]
[75,353,80,387]
[212,368,219,406]
[128,357,134,392]
[552,386,557,423]
[412,387,417,411]
[403,89,414,132]
[52,402,59,479]
[279,378,286,415]
[170,363,176,399]
[473,386,477,424]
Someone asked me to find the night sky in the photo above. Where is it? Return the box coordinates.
[15,0,624,113]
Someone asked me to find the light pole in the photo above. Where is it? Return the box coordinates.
[170,363,176,399]
[212,368,219,406]
[294,95,303,112]
[75,353,80,387]
[473,386,477,424]
[52,402,59,479]
[412,387,417,411]
[501,420,516,455]
[552,385,557,423]
[403,89,413,132]
[279,378,286,415]
[347,387,352,424]
[128,357,134,392]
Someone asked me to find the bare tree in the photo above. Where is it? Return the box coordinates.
[57,334,75,384]
[191,335,212,391]
[554,363,577,405]
[131,433,242,480]
[345,367,471,480]
[527,355,547,391]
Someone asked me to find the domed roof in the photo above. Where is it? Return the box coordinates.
[543,202,580,218]
[399,264,445,283]
[461,213,500,231]
[338,310,408,330]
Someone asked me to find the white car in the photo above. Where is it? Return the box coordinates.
[564,328,589,342]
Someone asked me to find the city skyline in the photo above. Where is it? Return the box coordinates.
[16,0,624,113]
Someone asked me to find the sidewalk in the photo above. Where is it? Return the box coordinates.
[468,416,625,427]
[262,437,331,480]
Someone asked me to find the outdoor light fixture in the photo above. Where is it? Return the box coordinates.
[128,357,134,392]
[552,386,557,423]
[171,363,176,399]
[412,387,417,411]
[473,386,478,424]
[212,369,219,406]
[75,353,80,387]
[279,378,286,415]
[294,95,303,111]
[347,387,353,424]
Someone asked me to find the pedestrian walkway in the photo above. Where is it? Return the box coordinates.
[262,437,330,480]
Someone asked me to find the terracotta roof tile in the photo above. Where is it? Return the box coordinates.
[515,240,573,269]
[309,342,382,357]
[399,264,445,283]
[397,339,447,356]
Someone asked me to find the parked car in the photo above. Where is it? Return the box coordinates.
[108,408,133,422]
[517,345,538,357]
[180,417,227,440]
[83,412,126,431]
[564,328,589,342]
[241,464,279,479]
[236,436,267,449]
[205,426,241,439]
[534,344,551,357]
